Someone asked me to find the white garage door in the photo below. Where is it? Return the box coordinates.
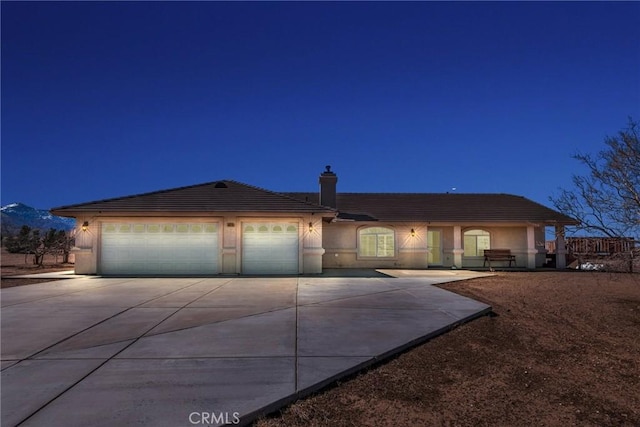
[101,223,219,275]
[242,222,299,274]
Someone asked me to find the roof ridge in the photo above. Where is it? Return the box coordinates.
[51,179,336,213]
[285,191,523,196]
[225,180,335,212]
[50,180,231,211]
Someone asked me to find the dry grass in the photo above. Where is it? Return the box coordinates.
[256,272,640,427]
[0,248,73,287]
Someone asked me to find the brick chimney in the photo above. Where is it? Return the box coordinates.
[319,165,337,208]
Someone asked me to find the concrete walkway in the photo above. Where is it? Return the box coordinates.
[1,271,491,426]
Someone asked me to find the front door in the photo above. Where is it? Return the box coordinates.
[427,230,443,266]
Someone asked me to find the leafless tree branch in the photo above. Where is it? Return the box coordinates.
[551,118,640,239]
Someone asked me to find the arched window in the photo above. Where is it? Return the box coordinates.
[358,227,395,258]
[464,229,491,256]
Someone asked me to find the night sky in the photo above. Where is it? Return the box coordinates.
[2,1,639,210]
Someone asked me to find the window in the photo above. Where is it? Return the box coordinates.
[358,227,395,258]
[464,229,491,256]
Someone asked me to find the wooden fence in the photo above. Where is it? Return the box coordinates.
[546,237,636,255]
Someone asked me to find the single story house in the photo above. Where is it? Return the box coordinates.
[51,166,577,275]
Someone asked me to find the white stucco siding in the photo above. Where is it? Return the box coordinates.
[321,223,541,270]
[71,213,326,275]
[71,215,97,274]
[489,227,527,249]
[457,225,540,268]
[322,222,428,269]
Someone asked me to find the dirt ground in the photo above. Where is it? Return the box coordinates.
[0,248,73,288]
[256,272,640,427]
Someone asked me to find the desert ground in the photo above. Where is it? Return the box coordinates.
[0,248,73,287]
[256,271,640,427]
[1,250,638,426]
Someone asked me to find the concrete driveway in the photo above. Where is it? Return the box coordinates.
[1,271,491,426]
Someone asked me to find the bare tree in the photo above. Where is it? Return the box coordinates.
[51,229,75,263]
[5,226,73,267]
[551,118,640,239]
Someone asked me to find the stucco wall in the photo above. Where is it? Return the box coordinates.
[322,222,429,269]
[71,213,325,275]
[71,215,97,274]
[457,225,545,268]
[323,222,544,269]
[73,214,546,274]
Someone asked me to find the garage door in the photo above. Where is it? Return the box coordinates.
[242,222,299,274]
[101,223,219,275]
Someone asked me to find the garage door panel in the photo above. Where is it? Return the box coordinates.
[101,223,218,275]
[242,222,299,274]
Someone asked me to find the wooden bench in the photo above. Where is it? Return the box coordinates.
[483,249,517,268]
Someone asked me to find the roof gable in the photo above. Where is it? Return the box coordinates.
[51,180,335,216]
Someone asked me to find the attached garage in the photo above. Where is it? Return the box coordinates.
[51,180,335,275]
[100,222,219,275]
[242,222,299,274]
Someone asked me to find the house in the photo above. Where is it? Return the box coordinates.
[50,166,577,275]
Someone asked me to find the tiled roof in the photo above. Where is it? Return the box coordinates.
[50,181,336,216]
[50,179,576,225]
[284,192,578,224]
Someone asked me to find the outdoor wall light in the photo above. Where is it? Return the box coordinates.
[410,228,416,237]
[82,221,89,232]
[309,222,314,233]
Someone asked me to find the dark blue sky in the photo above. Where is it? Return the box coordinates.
[2,1,639,210]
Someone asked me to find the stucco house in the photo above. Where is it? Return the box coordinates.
[51,167,577,275]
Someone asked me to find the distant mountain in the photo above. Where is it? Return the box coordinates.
[1,203,76,235]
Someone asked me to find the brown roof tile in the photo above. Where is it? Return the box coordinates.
[50,179,576,225]
[51,181,336,216]
[284,192,578,224]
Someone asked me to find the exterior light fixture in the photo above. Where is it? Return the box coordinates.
[309,222,314,233]
[82,221,89,232]
[410,228,416,237]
